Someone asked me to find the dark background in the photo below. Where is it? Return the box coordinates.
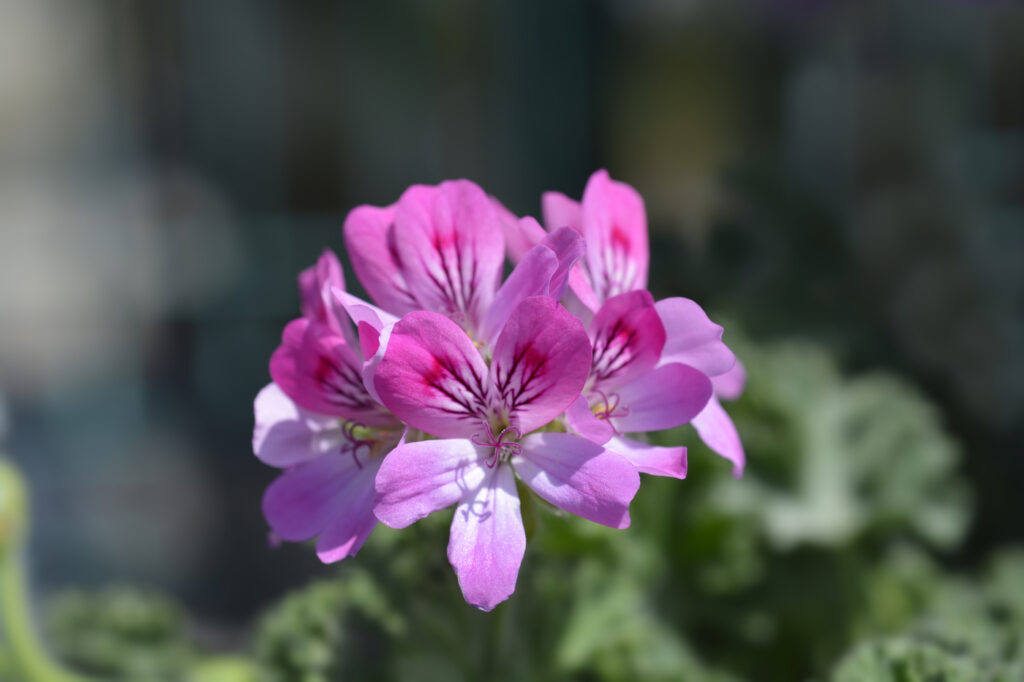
[1,0,1021,630]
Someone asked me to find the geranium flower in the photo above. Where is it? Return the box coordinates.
[371,296,640,611]
[565,290,713,478]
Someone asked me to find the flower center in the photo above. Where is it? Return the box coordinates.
[340,422,394,469]
[591,390,630,434]
[470,423,522,468]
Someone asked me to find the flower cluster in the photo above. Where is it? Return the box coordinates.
[253,170,745,611]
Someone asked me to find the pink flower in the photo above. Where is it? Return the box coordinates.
[371,296,640,611]
[565,290,713,479]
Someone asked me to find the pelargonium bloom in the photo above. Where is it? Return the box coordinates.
[371,296,640,611]
[565,290,713,478]
[255,251,403,561]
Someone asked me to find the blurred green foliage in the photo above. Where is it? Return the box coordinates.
[37,338,1016,681]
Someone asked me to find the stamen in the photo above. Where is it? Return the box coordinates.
[470,423,522,468]
[592,390,630,436]
[341,421,374,469]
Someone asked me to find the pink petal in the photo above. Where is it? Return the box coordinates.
[565,265,602,318]
[391,181,505,330]
[541,190,582,235]
[606,435,687,479]
[655,297,736,377]
[447,464,524,612]
[478,238,559,346]
[324,285,399,360]
[565,394,615,445]
[692,395,745,478]
[713,359,746,401]
[613,363,713,434]
[261,451,380,561]
[589,290,666,388]
[515,433,639,529]
[490,297,592,433]
[343,204,418,316]
[539,226,586,300]
[580,169,649,300]
[298,249,345,327]
[270,319,395,427]
[494,199,545,263]
[374,312,494,438]
[374,438,486,528]
[253,383,340,468]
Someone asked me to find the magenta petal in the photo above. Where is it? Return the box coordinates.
[539,226,586,300]
[478,239,559,346]
[565,394,615,445]
[343,204,418,316]
[606,435,687,479]
[515,433,639,529]
[589,290,666,388]
[614,363,713,433]
[269,319,394,426]
[298,249,345,327]
[447,465,524,612]
[374,439,486,529]
[490,297,592,433]
[374,312,493,438]
[580,169,649,299]
[655,297,736,378]
[713,359,746,401]
[692,395,745,478]
[392,181,505,329]
[496,200,545,263]
[541,190,582,235]
[261,452,380,562]
[253,383,338,468]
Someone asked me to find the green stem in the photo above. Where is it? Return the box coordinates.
[0,551,92,682]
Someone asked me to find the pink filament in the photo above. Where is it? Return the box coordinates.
[593,390,630,435]
[470,423,522,468]
[342,421,374,469]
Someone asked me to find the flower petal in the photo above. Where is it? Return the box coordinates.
[343,204,418,315]
[692,395,745,478]
[539,226,586,300]
[447,464,524,612]
[580,170,649,299]
[478,238,559,347]
[613,363,713,434]
[589,290,666,388]
[605,435,687,479]
[713,359,746,401]
[373,438,486,528]
[655,297,736,377]
[490,297,592,433]
[541,190,582,235]
[392,181,505,329]
[298,249,345,328]
[262,451,380,562]
[374,311,493,438]
[495,199,545,263]
[565,394,615,445]
[270,319,394,426]
[515,432,639,529]
[253,383,342,468]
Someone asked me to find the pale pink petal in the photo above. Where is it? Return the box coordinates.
[566,265,602,317]
[325,285,399,360]
[298,249,345,327]
[494,198,545,263]
[490,297,592,433]
[374,438,486,528]
[269,319,395,427]
[514,433,639,529]
[589,290,666,388]
[580,170,649,299]
[374,312,494,438]
[565,394,615,445]
[447,465,524,612]
[655,297,736,377]
[613,363,713,434]
[713,359,746,401]
[343,204,418,315]
[606,435,687,479]
[262,452,380,562]
[478,240,558,346]
[392,181,505,329]
[692,395,745,478]
[253,383,340,468]
[541,190,582,235]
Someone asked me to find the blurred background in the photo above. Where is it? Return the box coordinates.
[1,1,1023,680]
